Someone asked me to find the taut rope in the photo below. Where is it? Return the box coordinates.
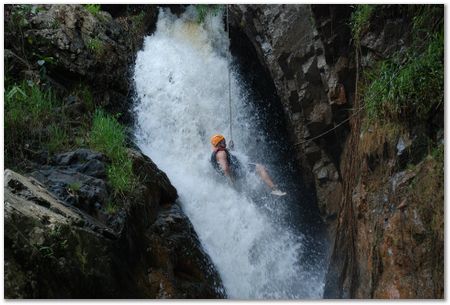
[226,5,233,143]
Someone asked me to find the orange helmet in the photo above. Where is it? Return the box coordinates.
[210,134,225,147]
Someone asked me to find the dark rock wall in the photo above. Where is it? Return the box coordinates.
[230,4,443,299]
[323,6,444,299]
[4,149,225,298]
[5,4,157,124]
[230,4,352,245]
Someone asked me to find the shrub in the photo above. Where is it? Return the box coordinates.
[5,81,60,165]
[68,182,82,192]
[105,201,119,214]
[363,31,443,122]
[5,81,79,161]
[86,37,104,56]
[10,4,33,28]
[72,84,95,112]
[84,4,101,16]
[130,11,145,26]
[194,4,222,24]
[89,109,136,194]
[47,123,69,154]
[350,4,375,43]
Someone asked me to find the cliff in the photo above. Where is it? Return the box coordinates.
[230,4,443,298]
[4,4,225,298]
[4,4,443,299]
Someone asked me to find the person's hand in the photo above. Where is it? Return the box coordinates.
[228,139,234,150]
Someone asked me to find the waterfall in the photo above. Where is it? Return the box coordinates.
[133,6,326,299]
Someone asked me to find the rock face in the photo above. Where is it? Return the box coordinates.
[4,4,157,123]
[230,3,353,248]
[4,148,226,298]
[5,4,226,299]
[230,4,443,299]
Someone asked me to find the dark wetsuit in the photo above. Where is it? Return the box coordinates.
[210,148,244,180]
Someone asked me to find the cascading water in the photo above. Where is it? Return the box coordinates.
[133,6,326,299]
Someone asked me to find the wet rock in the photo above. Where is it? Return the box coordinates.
[230,5,351,239]
[128,148,177,205]
[230,4,443,299]
[4,169,120,298]
[144,204,226,298]
[6,4,158,123]
[360,18,411,60]
[30,149,109,216]
[53,148,105,166]
[328,83,347,106]
[304,143,322,166]
[5,155,225,298]
[390,170,416,193]
[396,135,412,156]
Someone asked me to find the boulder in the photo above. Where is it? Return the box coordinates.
[4,169,120,298]
[5,148,225,298]
[30,149,109,217]
[144,205,226,298]
[5,4,158,123]
[230,5,350,237]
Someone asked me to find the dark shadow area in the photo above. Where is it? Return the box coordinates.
[228,21,329,270]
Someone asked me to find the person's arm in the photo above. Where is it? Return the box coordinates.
[216,150,235,185]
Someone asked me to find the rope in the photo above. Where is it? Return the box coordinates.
[294,41,408,148]
[226,4,233,142]
[294,106,364,146]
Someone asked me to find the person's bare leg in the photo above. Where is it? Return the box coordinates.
[255,164,276,189]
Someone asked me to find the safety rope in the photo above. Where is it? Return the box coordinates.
[294,106,364,146]
[295,43,408,147]
[226,4,233,143]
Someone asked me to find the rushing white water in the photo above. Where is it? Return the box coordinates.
[133,7,325,299]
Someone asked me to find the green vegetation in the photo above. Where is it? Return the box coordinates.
[38,225,70,260]
[4,80,136,202]
[73,84,95,112]
[75,241,88,273]
[83,4,101,16]
[105,201,119,214]
[130,11,145,26]
[10,4,33,28]
[5,82,55,127]
[355,5,443,171]
[47,124,69,154]
[5,81,68,165]
[4,80,102,169]
[350,4,375,43]
[68,182,82,192]
[89,109,136,195]
[128,11,147,39]
[86,37,104,56]
[194,4,222,24]
[362,11,443,123]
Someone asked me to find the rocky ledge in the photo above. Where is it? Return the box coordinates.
[4,148,225,298]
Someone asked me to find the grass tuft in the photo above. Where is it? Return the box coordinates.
[5,81,67,165]
[363,31,443,123]
[89,109,136,195]
[47,123,69,154]
[84,4,101,16]
[194,5,222,24]
[86,37,104,57]
[350,4,375,43]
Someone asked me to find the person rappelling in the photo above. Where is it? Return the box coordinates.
[210,134,287,196]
